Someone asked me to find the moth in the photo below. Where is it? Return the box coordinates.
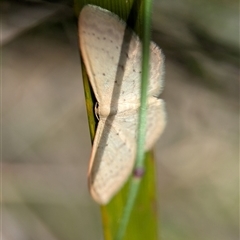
[79,5,166,204]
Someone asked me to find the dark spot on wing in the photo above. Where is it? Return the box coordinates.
[119,64,124,70]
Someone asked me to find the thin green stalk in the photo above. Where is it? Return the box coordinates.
[115,0,153,239]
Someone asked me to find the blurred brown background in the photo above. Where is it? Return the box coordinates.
[1,0,239,240]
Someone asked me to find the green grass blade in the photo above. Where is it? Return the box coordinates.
[75,1,160,239]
